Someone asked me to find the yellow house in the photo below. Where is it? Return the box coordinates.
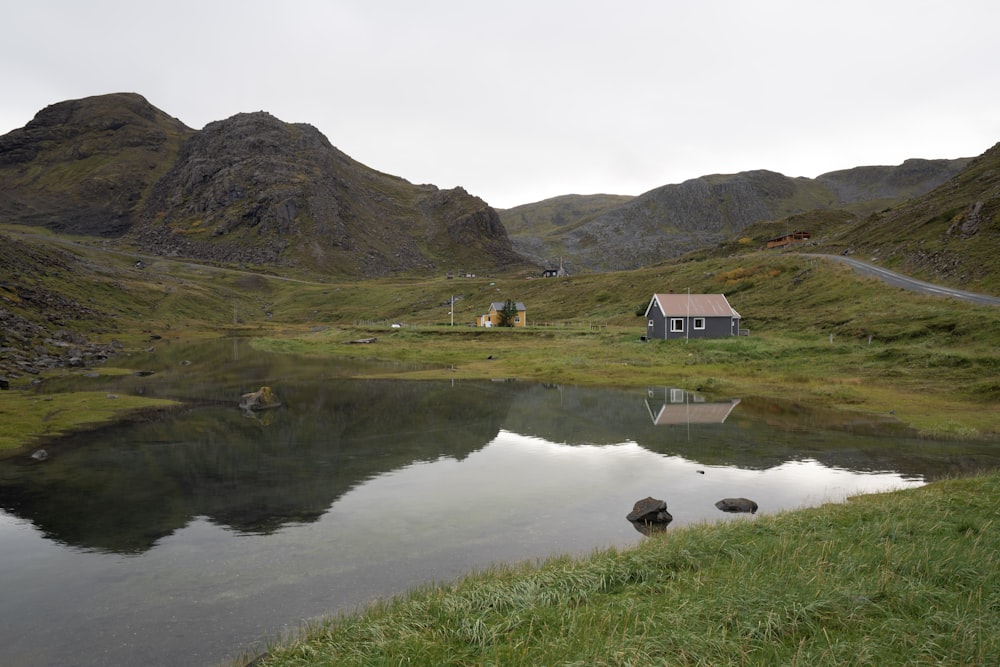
[477,301,526,327]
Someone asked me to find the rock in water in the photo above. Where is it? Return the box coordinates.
[240,386,281,411]
[715,497,758,513]
[627,496,673,524]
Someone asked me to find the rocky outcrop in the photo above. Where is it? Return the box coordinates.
[0,305,123,379]
[0,233,123,379]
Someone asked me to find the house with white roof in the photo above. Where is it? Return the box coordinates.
[644,293,742,339]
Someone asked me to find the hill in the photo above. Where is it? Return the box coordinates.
[500,160,971,272]
[699,143,1000,295]
[826,142,1000,293]
[0,93,192,236]
[0,94,526,277]
[498,193,635,266]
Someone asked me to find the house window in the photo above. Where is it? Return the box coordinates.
[694,317,706,330]
[648,319,654,328]
[514,316,521,324]
[670,318,684,332]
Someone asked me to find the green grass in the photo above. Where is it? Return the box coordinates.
[0,389,179,453]
[3,229,998,446]
[252,321,1000,438]
[244,473,1000,667]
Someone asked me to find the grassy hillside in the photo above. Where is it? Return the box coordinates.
[824,142,1000,294]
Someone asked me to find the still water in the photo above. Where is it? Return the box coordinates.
[1,340,997,666]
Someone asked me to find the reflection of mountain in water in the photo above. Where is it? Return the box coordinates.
[0,380,522,554]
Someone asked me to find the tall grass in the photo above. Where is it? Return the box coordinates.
[248,474,1000,666]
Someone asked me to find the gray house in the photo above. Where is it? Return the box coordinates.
[644,293,742,340]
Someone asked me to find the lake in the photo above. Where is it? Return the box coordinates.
[1,340,997,666]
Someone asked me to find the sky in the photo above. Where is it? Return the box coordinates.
[2,0,999,209]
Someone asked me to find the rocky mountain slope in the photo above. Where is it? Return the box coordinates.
[0,93,192,236]
[828,142,1000,291]
[0,233,125,379]
[0,94,525,276]
[501,159,971,271]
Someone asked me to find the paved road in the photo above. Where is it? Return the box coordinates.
[803,254,1000,307]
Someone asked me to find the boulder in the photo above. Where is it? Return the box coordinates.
[240,386,281,411]
[715,497,758,513]
[627,496,673,524]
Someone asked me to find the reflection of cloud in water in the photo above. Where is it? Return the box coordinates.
[327,429,925,539]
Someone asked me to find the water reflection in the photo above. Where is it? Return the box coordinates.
[1,343,999,667]
[2,376,998,557]
[645,386,741,425]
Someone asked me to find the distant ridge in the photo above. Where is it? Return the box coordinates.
[500,160,971,272]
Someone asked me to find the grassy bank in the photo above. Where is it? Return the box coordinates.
[246,473,1000,667]
[0,387,179,454]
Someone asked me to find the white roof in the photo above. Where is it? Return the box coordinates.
[647,293,740,318]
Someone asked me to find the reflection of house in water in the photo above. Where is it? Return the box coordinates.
[645,387,741,425]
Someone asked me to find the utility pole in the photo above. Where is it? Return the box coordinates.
[686,289,690,343]
[451,295,454,326]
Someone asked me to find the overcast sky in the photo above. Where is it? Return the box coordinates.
[3,0,998,209]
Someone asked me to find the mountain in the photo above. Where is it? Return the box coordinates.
[0,92,985,279]
[0,93,191,236]
[0,94,526,276]
[500,160,971,271]
[497,194,635,266]
[827,142,1000,291]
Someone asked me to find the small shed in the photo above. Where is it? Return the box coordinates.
[644,293,741,340]
[542,257,568,278]
[477,301,526,327]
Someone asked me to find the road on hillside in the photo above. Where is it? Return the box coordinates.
[803,254,1000,307]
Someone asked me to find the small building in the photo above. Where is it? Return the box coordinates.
[477,301,526,327]
[644,293,741,340]
[766,230,811,249]
[542,257,568,278]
